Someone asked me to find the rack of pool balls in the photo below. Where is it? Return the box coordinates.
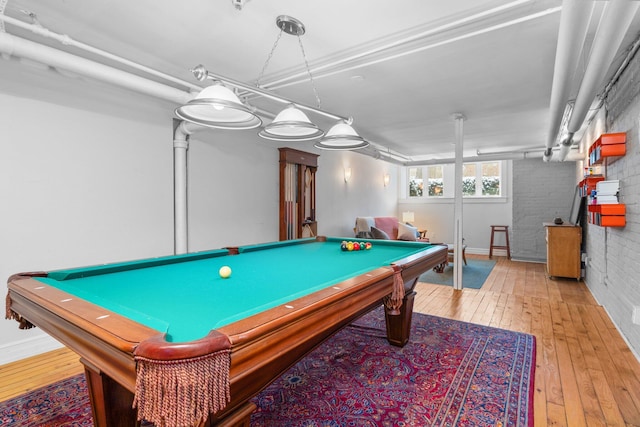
[341,240,372,251]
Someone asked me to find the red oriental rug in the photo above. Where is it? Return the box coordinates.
[0,308,535,426]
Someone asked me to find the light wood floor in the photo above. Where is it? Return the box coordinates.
[2,256,640,426]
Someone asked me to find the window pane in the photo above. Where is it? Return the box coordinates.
[408,167,423,197]
[427,166,443,196]
[462,164,476,196]
[482,162,501,196]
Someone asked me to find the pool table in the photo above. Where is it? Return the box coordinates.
[6,236,447,426]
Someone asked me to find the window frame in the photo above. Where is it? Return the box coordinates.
[404,160,506,201]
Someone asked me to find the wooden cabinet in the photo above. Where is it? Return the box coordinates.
[544,223,582,280]
[279,147,318,240]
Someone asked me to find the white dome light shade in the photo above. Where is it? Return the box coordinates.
[259,105,324,141]
[314,121,369,150]
[175,83,262,130]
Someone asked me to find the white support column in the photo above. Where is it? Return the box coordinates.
[173,131,189,255]
[452,113,465,290]
[172,121,203,255]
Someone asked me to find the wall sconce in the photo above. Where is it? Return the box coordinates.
[402,211,415,224]
[344,167,352,183]
[383,173,390,187]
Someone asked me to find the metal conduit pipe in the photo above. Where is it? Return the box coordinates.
[0,32,193,105]
[559,0,640,161]
[543,0,594,162]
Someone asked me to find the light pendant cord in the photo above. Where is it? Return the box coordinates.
[297,34,321,109]
[255,27,284,88]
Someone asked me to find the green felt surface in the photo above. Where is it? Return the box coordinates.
[35,238,433,343]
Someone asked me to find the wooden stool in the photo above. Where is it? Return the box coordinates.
[489,225,510,259]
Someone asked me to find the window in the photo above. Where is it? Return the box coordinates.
[465,161,501,196]
[463,164,476,196]
[408,167,423,197]
[406,161,503,198]
[427,166,444,196]
[481,162,501,196]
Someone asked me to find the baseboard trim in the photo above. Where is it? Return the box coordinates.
[0,335,63,366]
[466,248,507,257]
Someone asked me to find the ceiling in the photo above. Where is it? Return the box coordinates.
[1,0,640,163]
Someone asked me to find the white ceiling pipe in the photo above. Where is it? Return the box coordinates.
[366,142,412,162]
[543,0,594,162]
[557,134,576,161]
[173,121,208,255]
[403,150,548,167]
[0,14,202,92]
[357,147,407,166]
[361,146,566,166]
[0,32,193,105]
[173,124,190,256]
[560,0,640,161]
[564,149,584,162]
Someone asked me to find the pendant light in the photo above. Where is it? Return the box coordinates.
[175,82,261,130]
[314,121,369,150]
[255,16,325,142]
[177,15,368,150]
[258,104,323,141]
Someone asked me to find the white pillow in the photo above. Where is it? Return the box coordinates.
[397,222,418,241]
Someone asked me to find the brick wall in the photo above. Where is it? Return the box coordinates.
[583,46,640,357]
[512,158,576,262]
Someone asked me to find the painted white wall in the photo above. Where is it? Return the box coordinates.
[186,130,281,250]
[316,150,399,237]
[186,133,399,249]
[0,92,175,363]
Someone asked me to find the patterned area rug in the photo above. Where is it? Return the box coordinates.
[0,374,92,426]
[0,308,535,427]
[252,308,535,426]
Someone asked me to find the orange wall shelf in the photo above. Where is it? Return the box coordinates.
[589,132,626,165]
[588,204,626,227]
[586,132,626,227]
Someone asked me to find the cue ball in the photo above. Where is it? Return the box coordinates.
[219,266,232,278]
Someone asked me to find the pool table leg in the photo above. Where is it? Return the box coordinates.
[82,360,138,427]
[384,289,416,347]
[433,261,447,273]
[83,356,257,427]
